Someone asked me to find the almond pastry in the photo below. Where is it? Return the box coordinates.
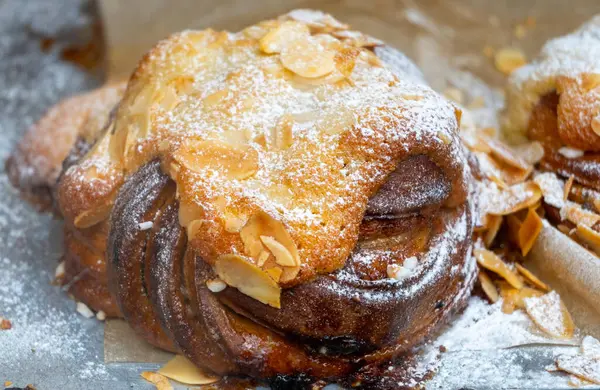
[8,10,475,386]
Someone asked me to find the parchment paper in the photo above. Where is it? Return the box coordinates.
[97,0,600,378]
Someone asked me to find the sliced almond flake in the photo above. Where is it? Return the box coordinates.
[518,208,543,256]
[240,211,299,267]
[559,147,585,159]
[506,214,522,246]
[259,21,310,54]
[175,139,259,180]
[331,30,384,48]
[260,236,297,267]
[270,114,294,150]
[215,254,281,308]
[564,175,575,201]
[568,374,594,388]
[499,284,544,313]
[158,355,219,385]
[512,141,545,165]
[475,151,528,187]
[582,336,600,359]
[283,9,349,32]
[478,270,499,303]
[524,291,575,339]
[575,224,600,256]
[582,73,600,91]
[485,181,542,216]
[257,251,270,267]
[141,371,173,390]
[562,202,600,227]
[265,266,283,282]
[592,114,600,137]
[474,248,523,289]
[280,39,336,78]
[556,355,600,384]
[483,137,532,172]
[483,214,503,247]
[515,263,550,291]
[334,47,360,78]
[534,172,566,209]
[186,220,204,241]
[494,47,527,75]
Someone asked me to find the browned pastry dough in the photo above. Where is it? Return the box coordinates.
[5,83,125,210]
[9,10,475,385]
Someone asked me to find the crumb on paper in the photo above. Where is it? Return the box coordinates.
[514,24,527,39]
[1,317,12,330]
[96,310,106,321]
[76,302,94,319]
[4,381,12,387]
[483,45,495,58]
[494,48,527,75]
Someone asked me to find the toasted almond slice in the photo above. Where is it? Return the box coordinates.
[175,139,259,180]
[582,73,600,91]
[260,236,297,267]
[582,335,600,358]
[224,214,247,233]
[257,250,270,267]
[474,248,523,289]
[186,219,204,241]
[316,106,356,136]
[215,254,281,308]
[334,47,360,78]
[265,266,283,282]
[494,47,526,75]
[515,263,549,291]
[240,211,299,266]
[280,39,336,78]
[524,291,575,339]
[284,9,349,32]
[506,214,522,247]
[534,172,566,209]
[499,283,544,313]
[478,270,499,303]
[562,202,600,227]
[568,374,595,388]
[158,355,219,385]
[279,265,300,283]
[270,114,294,150]
[141,371,173,390]
[512,141,545,165]
[564,175,575,201]
[518,208,543,256]
[483,137,532,172]
[332,30,384,48]
[484,215,503,247]
[575,224,600,255]
[592,114,600,137]
[556,355,600,384]
[486,182,543,216]
[259,21,310,54]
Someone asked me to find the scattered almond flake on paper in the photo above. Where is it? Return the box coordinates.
[141,371,173,390]
[1,317,12,330]
[158,355,220,385]
[524,291,575,339]
[534,172,566,209]
[581,336,600,358]
[556,355,600,384]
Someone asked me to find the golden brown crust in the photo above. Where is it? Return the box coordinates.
[6,83,125,210]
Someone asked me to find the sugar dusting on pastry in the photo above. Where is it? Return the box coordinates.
[59,12,470,286]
